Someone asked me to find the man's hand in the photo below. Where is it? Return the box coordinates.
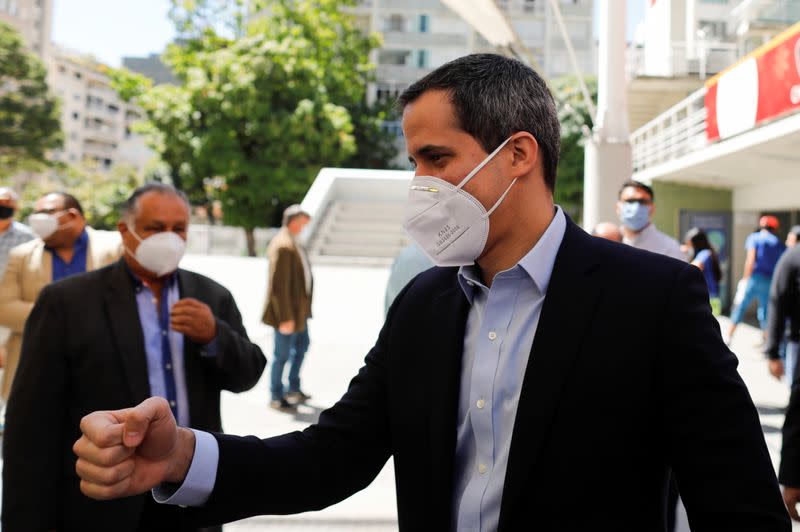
[769,359,785,380]
[73,397,195,500]
[171,298,217,344]
[783,486,800,521]
[278,320,295,335]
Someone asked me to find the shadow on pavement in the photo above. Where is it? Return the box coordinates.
[291,404,326,424]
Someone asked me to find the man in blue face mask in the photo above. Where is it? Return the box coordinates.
[617,180,685,261]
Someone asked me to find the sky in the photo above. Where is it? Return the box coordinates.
[52,0,648,68]
[52,0,176,66]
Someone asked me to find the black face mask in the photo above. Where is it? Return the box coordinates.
[0,206,14,220]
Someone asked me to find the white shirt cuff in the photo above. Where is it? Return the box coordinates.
[152,429,219,506]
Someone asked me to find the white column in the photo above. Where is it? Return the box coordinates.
[582,0,632,231]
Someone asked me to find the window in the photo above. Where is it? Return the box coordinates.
[698,20,726,39]
[72,112,79,120]
[58,65,66,74]
[107,104,120,113]
[75,72,82,80]
[419,14,429,33]
[417,50,429,69]
[524,0,536,13]
[378,50,409,66]
[385,14,404,32]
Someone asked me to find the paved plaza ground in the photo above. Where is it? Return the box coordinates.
[1,254,799,530]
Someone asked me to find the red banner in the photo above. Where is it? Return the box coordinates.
[705,22,800,141]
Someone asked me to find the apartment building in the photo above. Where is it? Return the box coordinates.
[351,0,595,105]
[348,0,595,166]
[0,0,52,57]
[47,47,152,174]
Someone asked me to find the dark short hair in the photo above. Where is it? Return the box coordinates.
[51,192,84,215]
[282,204,310,227]
[398,53,561,191]
[618,180,654,202]
[121,182,190,220]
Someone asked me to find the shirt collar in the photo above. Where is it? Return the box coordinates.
[625,222,655,246]
[457,206,567,303]
[45,228,89,252]
[123,260,178,293]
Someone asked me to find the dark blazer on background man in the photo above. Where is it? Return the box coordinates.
[2,260,267,532]
[181,218,789,531]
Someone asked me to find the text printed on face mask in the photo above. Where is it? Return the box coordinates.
[436,224,461,249]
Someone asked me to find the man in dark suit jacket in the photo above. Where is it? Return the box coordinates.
[2,183,266,531]
[73,55,789,530]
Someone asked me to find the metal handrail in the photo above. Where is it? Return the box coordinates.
[630,87,709,172]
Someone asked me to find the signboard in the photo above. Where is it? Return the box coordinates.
[706,21,800,141]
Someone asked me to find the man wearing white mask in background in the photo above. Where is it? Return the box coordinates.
[617,180,686,261]
[0,191,122,401]
[1,183,266,531]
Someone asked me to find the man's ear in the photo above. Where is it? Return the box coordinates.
[509,132,539,180]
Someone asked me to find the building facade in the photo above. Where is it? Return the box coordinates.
[46,47,153,174]
[348,0,595,166]
[0,0,52,57]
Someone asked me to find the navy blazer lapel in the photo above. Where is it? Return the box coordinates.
[498,219,603,529]
[104,260,150,404]
[426,272,471,523]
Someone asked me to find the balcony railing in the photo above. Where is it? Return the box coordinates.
[630,87,708,173]
[627,41,739,79]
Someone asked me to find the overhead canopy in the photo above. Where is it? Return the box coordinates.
[439,0,516,47]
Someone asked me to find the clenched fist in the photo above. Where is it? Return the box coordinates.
[171,298,217,344]
[73,397,195,500]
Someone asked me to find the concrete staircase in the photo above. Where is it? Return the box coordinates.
[308,201,409,264]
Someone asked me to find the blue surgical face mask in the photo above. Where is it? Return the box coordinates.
[619,201,651,232]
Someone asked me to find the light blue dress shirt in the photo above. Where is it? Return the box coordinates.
[130,271,218,428]
[452,207,565,532]
[157,209,566,530]
[134,275,190,427]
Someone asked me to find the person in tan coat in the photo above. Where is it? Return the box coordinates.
[0,192,122,400]
[262,205,313,412]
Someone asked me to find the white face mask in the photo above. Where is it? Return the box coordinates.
[126,227,186,277]
[29,211,68,240]
[402,137,516,267]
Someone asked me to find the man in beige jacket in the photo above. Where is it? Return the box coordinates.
[0,192,122,400]
[262,205,313,412]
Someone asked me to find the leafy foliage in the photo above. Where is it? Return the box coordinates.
[110,0,396,254]
[0,22,63,177]
[18,163,143,230]
[552,75,597,223]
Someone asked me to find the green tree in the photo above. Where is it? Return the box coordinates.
[109,68,212,211]
[138,0,391,255]
[551,75,597,223]
[0,22,62,177]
